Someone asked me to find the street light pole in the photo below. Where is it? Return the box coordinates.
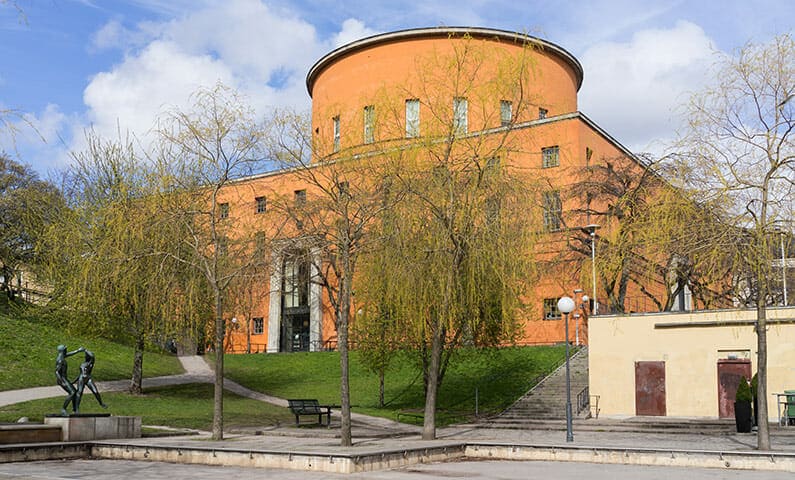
[557,296,575,442]
[584,224,599,315]
[781,230,788,306]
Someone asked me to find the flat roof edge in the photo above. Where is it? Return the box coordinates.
[306,26,584,96]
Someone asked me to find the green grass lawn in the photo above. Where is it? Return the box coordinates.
[0,303,568,430]
[0,383,295,430]
[223,345,567,425]
[0,312,183,390]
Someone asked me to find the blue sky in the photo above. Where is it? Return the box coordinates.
[1,0,793,176]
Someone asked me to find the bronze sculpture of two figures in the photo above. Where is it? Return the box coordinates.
[55,345,107,415]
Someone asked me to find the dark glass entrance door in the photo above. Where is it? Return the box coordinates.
[281,311,310,352]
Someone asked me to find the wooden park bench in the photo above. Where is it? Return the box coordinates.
[287,399,334,427]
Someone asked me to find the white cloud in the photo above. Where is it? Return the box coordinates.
[72,0,352,162]
[332,18,379,48]
[83,40,236,139]
[578,20,715,155]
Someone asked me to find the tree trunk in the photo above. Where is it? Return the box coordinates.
[129,333,145,394]
[338,255,353,447]
[212,290,225,441]
[422,320,443,440]
[379,369,385,408]
[756,300,771,450]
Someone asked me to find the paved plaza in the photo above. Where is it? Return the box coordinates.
[3,356,795,477]
[2,458,795,480]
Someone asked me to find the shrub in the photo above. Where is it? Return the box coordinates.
[736,376,752,403]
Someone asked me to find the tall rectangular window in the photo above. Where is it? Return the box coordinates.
[542,190,562,231]
[405,99,420,138]
[252,317,264,335]
[542,146,560,168]
[500,100,512,126]
[283,256,309,308]
[254,231,266,256]
[255,196,267,214]
[332,115,340,152]
[363,105,375,144]
[218,202,229,219]
[453,97,468,134]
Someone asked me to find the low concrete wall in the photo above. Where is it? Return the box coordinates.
[43,416,141,441]
[465,443,795,473]
[0,424,61,444]
[0,443,90,463]
[91,442,466,474]
[3,441,795,473]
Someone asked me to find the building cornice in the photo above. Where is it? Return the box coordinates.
[306,26,584,97]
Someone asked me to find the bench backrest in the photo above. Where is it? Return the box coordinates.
[288,399,321,413]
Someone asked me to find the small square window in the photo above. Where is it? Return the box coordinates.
[255,196,267,214]
[294,189,306,206]
[218,202,229,219]
[500,100,512,126]
[543,298,561,320]
[542,146,560,168]
[337,181,350,198]
[539,108,548,119]
[252,317,264,335]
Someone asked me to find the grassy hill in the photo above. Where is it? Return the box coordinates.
[0,305,567,429]
[223,345,567,423]
[0,312,183,390]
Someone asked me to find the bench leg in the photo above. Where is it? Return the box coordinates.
[295,415,300,427]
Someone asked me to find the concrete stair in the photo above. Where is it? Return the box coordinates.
[484,347,591,427]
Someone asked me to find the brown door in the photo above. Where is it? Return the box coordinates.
[635,361,666,416]
[717,359,752,418]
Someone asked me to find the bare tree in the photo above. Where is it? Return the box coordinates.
[268,109,401,447]
[671,34,794,450]
[154,83,271,440]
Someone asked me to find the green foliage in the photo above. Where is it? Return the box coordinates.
[0,312,182,390]
[0,384,295,430]
[223,345,566,425]
[0,154,64,301]
[736,376,752,403]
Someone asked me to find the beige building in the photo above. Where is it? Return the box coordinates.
[589,308,795,421]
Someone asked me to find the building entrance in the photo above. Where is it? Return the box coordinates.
[281,311,310,352]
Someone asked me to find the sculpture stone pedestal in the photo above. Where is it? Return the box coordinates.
[44,414,141,441]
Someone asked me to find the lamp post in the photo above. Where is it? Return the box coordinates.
[584,224,600,315]
[776,226,788,306]
[557,295,575,442]
[573,289,587,346]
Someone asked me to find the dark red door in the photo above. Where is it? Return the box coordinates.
[717,359,752,418]
[635,361,666,416]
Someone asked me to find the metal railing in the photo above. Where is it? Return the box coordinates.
[576,386,589,415]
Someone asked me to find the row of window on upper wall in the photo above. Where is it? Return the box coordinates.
[331,99,551,152]
[215,190,308,219]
